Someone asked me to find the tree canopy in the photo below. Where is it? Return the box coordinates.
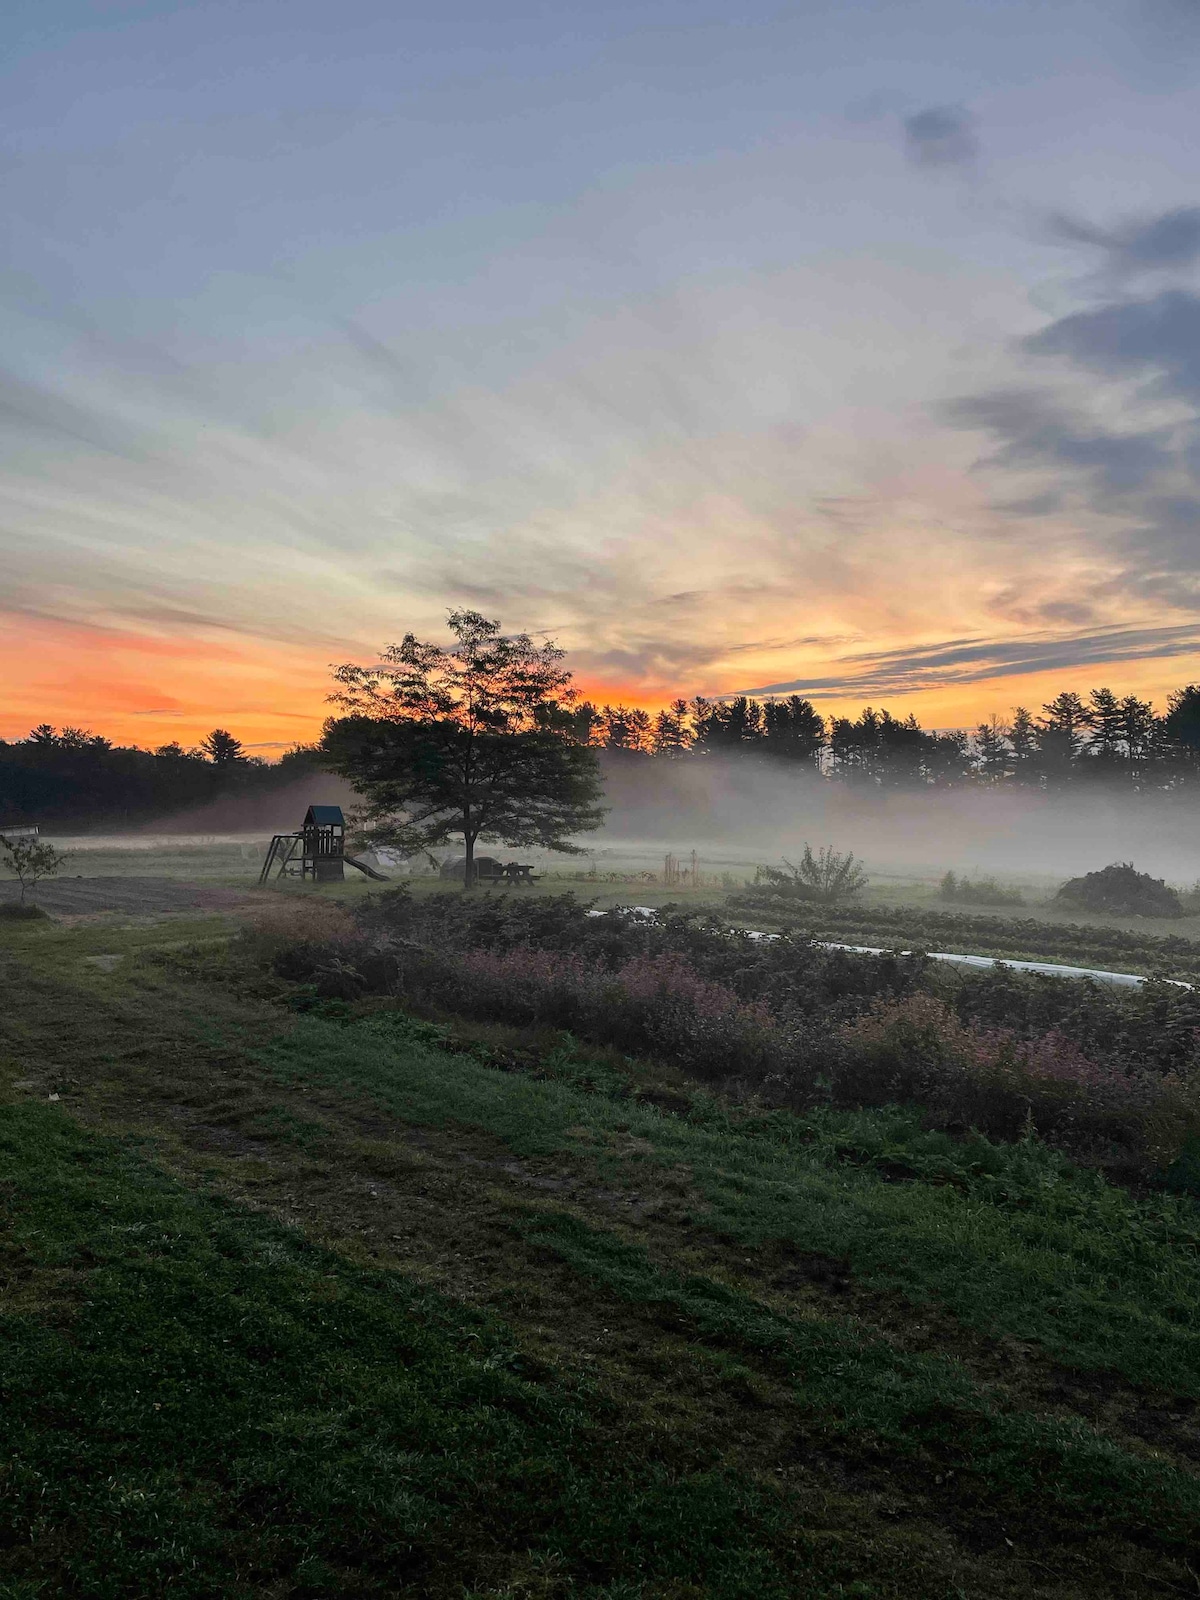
[322,610,606,883]
[199,729,248,766]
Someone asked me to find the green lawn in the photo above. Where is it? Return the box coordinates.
[3,911,1199,1596]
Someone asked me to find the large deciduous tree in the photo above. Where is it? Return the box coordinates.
[322,610,606,886]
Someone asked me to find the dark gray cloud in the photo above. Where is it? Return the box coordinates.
[947,216,1200,598]
[946,388,1172,494]
[902,105,978,169]
[1050,206,1200,277]
[1024,288,1200,403]
[739,622,1200,699]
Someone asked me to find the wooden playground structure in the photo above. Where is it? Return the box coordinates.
[258,805,389,886]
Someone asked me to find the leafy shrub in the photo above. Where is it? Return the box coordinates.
[447,948,807,1084]
[259,888,1200,1179]
[939,871,1024,907]
[1055,863,1183,919]
[0,834,68,905]
[746,846,868,905]
[350,889,925,1013]
[833,995,1199,1168]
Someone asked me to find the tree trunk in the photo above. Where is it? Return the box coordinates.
[463,821,475,891]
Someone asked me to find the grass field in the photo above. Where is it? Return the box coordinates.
[3,900,1200,1596]
[24,833,1200,949]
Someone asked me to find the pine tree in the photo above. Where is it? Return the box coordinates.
[1008,706,1038,778]
[974,716,1010,783]
[1117,694,1155,778]
[762,697,825,762]
[1038,692,1087,780]
[601,706,637,750]
[626,708,653,752]
[923,730,971,787]
[200,729,247,766]
[652,699,691,755]
[1085,687,1123,767]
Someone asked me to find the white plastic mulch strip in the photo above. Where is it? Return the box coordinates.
[586,907,1191,990]
[814,942,1190,989]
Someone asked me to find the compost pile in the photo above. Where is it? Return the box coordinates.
[1055,863,1182,919]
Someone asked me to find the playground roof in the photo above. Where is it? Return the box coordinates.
[304,805,345,826]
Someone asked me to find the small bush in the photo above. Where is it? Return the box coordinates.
[833,995,1199,1167]
[392,945,809,1086]
[747,846,868,906]
[0,833,68,905]
[1055,863,1182,919]
[939,871,1024,907]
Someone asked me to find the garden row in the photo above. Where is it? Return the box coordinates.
[252,890,1200,1189]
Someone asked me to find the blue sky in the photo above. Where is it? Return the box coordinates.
[4,0,1200,742]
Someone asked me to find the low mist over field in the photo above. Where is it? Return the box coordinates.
[134,774,359,841]
[591,755,1200,882]
[75,751,1200,888]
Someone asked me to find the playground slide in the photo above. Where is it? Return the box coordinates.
[344,854,390,881]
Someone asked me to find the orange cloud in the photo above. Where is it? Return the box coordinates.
[5,600,1200,758]
[0,611,333,749]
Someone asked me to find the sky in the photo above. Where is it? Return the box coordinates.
[4,0,1200,749]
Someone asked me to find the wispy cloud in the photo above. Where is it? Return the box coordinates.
[1048,206,1200,280]
[946,206,1200,619]
[740,622,1200,699]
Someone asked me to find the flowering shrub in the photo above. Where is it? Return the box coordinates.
[395,945,808,1086]
[834,996,1199,1167]
[259,889,1200,1177]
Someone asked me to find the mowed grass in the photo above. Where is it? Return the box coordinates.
[3,911,1200,1596]
[1,1104,831,1600]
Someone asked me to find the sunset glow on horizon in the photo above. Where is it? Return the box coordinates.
[6,1,1200,752]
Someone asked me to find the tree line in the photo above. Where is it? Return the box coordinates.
[0,724,323,825]
[560,684,1200,788]
[8,677,1200,827]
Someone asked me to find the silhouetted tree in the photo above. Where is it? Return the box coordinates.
[1163,686,1200,777]
[827,707,923,784]
[974,716,1010,783]
[1038,692,1087,782]
[1084,687,1124,771]
[2,727,338,826]
[690,696,765,753]
[1118,695,1156,771]
[923,729,972,787]
[200,729,248,766]
[324,610,606,887]
[652,699,692,756]
[1008,706,1038,780]
[762,696,825,763]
